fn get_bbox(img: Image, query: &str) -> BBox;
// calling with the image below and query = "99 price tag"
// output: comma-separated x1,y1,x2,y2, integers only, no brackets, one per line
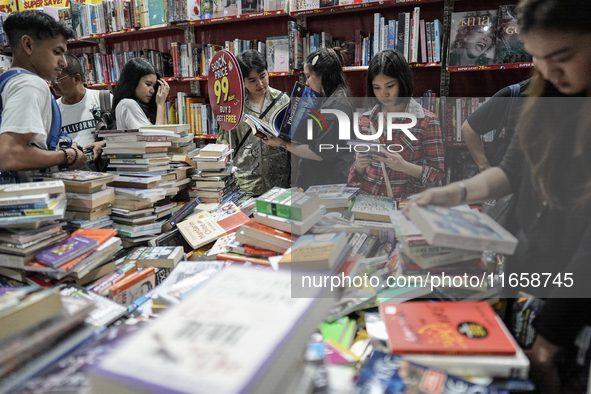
207,50,245,131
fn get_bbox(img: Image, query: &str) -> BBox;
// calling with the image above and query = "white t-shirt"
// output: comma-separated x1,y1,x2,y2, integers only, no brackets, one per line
57,89,113,147
0,68,52,150
115,98,152,130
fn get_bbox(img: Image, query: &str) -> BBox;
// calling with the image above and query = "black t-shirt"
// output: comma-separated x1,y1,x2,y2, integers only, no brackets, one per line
466,78,531,151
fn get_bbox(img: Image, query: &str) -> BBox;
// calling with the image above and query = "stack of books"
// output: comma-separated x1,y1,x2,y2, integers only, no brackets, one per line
304,184,359,211
254,187,324,235
0,287,97,394
48,171,115,231
23,229,121,283
188,143,238,203
0,181,69,272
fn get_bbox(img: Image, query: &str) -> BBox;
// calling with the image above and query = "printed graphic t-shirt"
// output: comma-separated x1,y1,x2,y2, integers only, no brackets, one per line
57,89,113,147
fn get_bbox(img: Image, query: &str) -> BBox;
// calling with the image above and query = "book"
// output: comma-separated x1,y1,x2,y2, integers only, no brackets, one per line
279,232,349,270
238,220,297,251
405,204,518,254
256,187,320,221
493,4,533,64
199,143,229,157
379,301,516,355
124,246,184,268
90,265,332,394
253,208,323,235
278,81,322,142
35,235,99,269
59,283,127,327
351,195,397,223
354,351,506,394
448,10,497,67
48,171,114,193
0,287,63,342
0,181,65,198
108,267,156,306
162,197,201,232
397,235,457,256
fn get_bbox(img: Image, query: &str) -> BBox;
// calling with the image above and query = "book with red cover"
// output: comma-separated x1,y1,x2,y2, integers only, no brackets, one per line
379,301,516,356
217,211,250,234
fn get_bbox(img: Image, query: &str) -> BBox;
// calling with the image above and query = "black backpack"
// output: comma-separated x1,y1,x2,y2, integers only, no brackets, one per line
93,90,115,131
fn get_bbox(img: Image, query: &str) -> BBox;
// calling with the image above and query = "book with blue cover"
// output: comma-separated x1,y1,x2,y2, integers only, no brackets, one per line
354,351,508,393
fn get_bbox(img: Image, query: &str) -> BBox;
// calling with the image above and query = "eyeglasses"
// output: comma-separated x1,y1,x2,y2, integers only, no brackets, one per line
51,74,74,85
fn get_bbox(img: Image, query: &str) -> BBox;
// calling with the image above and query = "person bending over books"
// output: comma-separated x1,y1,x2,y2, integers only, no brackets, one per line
348,49,444,198
406,0,591,391
263,48,355,189
217,49,290,197
112,58,170,130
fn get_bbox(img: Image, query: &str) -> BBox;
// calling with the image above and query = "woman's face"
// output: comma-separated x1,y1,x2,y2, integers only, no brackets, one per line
372,73,400,109
244,69,268,99
524,30,591,96
135,74,157,104
304,64,322,94
464,29,494,59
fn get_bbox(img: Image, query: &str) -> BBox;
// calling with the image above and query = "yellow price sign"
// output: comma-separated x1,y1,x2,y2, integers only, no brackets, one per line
214,76,229,105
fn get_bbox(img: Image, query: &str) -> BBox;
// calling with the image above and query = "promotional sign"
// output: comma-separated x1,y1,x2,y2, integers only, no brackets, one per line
207,50,245,131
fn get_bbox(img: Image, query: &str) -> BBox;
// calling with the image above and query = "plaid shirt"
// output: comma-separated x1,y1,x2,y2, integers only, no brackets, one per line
348,100,445,197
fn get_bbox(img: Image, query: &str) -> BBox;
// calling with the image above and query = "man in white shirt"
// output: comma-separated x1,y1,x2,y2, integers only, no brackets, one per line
0,11,86,178
52,53,112,159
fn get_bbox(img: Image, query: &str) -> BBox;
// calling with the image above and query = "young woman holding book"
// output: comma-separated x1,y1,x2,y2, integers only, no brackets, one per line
263,48,355,189
406,0,591,391
348,49,444,198
112,57,170,130
217,49,290,197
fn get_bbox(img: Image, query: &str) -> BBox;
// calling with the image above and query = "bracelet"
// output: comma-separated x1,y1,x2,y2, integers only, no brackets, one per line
457,182,468,204
59,148,69,168
69,148,79,167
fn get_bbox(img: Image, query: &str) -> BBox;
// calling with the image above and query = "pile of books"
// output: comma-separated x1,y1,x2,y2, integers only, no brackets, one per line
48,171,115,231
188,143,239,203
305,183,359,211
0,181,69,273
0,287,98,394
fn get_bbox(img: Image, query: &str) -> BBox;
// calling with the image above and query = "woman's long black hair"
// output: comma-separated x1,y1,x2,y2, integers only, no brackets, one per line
304,48,350,98
112,57,160,124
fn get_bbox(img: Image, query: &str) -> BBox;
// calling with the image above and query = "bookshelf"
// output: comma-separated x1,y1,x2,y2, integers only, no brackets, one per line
64,0,525,147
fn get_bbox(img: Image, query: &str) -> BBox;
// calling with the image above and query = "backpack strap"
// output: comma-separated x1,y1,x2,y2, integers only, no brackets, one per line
0,69,67,151
99,89,111,113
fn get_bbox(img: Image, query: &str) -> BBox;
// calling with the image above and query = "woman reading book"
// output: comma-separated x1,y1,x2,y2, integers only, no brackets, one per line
217,49,290,197
263,48,355,189
348,49,444,197
406,0,591,391
112,58,170,130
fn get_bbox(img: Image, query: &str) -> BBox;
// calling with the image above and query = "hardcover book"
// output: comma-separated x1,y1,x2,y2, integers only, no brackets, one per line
379,301,516,356
35,235,99,269
405,203,518,254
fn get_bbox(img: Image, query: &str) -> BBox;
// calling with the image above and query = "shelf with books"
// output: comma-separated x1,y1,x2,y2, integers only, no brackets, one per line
343,63,439,72
290,0,443,17
194,134,219,139
72,24,183,43
448,62,534,73
176,10,288,27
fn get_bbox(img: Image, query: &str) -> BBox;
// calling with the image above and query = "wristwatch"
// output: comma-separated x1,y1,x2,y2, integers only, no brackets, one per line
279,142,287,152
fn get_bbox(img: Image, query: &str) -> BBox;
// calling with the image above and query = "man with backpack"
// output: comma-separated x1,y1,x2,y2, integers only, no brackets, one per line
52,53,112,160
0,11,86,181
462,78,531,172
